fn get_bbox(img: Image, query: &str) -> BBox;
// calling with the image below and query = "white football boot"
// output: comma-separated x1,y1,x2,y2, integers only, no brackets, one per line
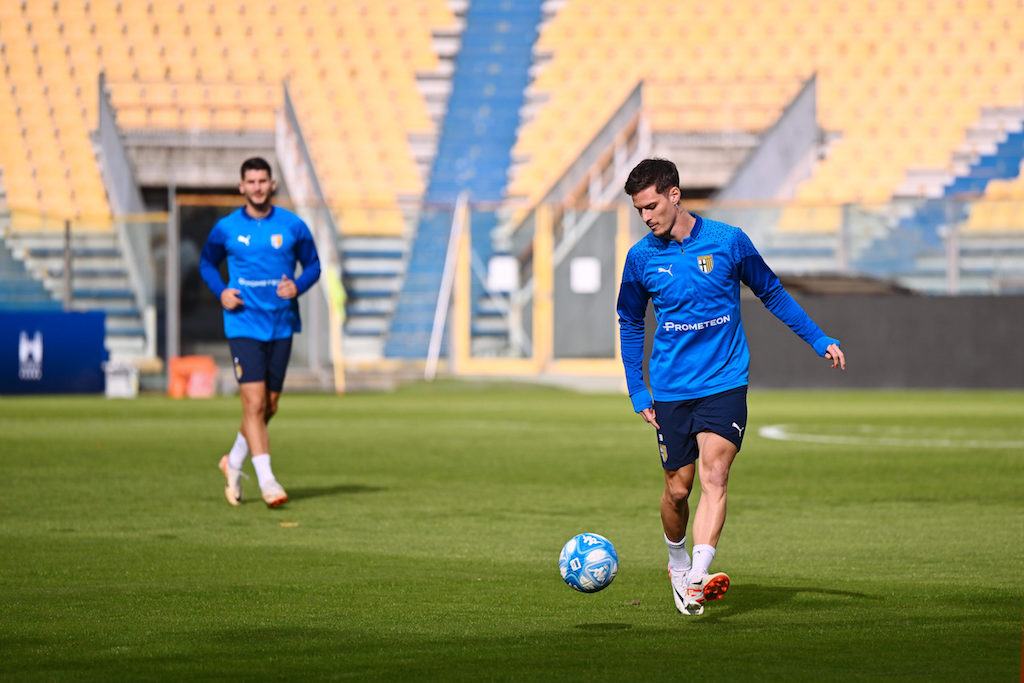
684,571,730,615
260,480,288,508
218,455,243,506
668,564,696,614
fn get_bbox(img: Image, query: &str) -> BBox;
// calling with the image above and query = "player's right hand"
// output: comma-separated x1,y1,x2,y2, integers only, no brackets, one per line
220,288,243,310
639,407,660,430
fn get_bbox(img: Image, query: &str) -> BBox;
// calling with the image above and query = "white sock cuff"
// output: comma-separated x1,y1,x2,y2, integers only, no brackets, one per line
228,432,249,468
693,544,716,559
690,544,717,579
251,453,274,487
664,533,686,549
666,534,691,572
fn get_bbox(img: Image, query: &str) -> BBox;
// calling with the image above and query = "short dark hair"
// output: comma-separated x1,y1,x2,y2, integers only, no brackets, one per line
240,156,273,179
623,158,679,197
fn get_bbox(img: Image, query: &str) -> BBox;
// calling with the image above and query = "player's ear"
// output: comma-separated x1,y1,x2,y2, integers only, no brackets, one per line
238,181,246,195
270,178,277,194
669,186,681,207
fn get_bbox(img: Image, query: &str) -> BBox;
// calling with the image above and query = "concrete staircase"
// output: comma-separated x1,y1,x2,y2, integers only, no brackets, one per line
4,230,148,359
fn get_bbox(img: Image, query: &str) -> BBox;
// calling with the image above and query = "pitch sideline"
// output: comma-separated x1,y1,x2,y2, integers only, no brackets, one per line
758,424,1024,450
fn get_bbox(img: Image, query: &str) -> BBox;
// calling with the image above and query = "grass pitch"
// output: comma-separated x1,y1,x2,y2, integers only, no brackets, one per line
1,383,1021,680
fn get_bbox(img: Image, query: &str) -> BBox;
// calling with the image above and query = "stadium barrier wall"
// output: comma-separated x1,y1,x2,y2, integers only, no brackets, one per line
451,203,1023,390
0,311,106,394
742,293,1024,390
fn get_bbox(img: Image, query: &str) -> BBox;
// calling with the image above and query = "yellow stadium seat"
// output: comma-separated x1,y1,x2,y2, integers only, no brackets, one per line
777,204,843,233
965,200,1024,232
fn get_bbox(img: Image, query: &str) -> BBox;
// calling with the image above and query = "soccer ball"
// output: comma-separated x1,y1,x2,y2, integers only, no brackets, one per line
558,533,618,593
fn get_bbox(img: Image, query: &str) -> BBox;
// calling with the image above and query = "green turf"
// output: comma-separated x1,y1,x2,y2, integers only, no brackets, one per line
1,383,1021,680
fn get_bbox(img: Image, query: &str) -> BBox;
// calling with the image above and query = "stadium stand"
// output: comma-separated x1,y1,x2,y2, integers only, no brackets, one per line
0,230,60,311
384,0,545,358
0,0,458,363
2,0,1024,370
511,0,1024,210
1,0,455,231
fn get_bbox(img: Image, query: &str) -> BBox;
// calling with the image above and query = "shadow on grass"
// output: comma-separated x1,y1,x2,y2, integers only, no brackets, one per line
692,583,873,622
286,483,385,501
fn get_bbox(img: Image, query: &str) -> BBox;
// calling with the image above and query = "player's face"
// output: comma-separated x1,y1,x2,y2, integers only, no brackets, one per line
631,184,681,240
239,169,275,213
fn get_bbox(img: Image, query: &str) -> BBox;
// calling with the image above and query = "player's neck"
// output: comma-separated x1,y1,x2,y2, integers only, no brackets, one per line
669,211,696,242
245,203,273,219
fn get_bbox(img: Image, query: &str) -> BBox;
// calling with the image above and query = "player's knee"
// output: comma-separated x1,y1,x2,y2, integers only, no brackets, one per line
264,394,280,421
701,462,731,492
241,392,267,417
663,480,692,507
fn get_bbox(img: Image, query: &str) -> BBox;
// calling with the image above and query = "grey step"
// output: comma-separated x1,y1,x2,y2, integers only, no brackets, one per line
342,335,385,359
343,260,403,277
347,298,395,315
24,255,127,272
105,335,147,355
344,317,388,335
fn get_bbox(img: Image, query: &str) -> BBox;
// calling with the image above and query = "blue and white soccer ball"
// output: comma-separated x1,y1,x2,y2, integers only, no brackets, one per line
558,533,618,593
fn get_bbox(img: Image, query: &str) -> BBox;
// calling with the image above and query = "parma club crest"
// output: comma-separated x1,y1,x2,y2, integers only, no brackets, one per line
697,254,714,274
271,234,283,249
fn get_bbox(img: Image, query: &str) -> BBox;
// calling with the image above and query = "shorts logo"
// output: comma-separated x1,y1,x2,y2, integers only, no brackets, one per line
697,255,714,274
659,444,668,463
732,421,745,438
233,357,243,381
271,234,283,249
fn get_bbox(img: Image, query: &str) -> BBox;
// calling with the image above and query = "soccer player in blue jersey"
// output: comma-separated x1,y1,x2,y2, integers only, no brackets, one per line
617,158,845,615
199,157,321,508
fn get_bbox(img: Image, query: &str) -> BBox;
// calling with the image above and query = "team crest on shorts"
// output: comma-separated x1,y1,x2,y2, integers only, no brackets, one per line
233,357,243,380
659,444,668,463
697,255,714,274
271,234,283,249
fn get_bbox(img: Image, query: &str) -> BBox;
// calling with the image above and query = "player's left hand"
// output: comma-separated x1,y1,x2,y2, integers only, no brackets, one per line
824,343,846,370
277,274,298,299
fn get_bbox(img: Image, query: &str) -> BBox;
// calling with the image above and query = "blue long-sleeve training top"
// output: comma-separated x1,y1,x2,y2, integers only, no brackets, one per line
616,215,839,412
199,205,321,341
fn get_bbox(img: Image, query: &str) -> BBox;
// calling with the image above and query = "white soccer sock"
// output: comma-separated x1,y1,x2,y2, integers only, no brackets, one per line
251,453,275,488
665,534,691,573
227,432,249,470
690,544,716,581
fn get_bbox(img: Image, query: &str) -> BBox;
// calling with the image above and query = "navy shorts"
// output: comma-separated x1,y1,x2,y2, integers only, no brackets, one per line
228,337,293,392
653,386,748,470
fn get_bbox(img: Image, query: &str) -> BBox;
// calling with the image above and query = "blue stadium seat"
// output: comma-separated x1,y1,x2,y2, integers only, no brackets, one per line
385,0,545,358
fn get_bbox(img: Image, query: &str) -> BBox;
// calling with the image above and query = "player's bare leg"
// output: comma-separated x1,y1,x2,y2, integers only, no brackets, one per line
239,381,271,455
662,464,696,613
692,431,737,547
661,464,695,543
238,382,287,506
683,431,737,613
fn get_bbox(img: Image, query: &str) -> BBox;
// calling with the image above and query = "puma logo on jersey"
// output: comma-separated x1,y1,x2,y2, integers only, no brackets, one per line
237,235,251,246
657,264,674,276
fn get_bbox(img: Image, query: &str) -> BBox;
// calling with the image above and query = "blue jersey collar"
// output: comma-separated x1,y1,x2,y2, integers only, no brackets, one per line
241,205,276,221
685,214,703,242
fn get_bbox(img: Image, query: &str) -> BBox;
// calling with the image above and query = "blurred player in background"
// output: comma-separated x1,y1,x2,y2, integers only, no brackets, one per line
617,158,846,615
199,157,321,508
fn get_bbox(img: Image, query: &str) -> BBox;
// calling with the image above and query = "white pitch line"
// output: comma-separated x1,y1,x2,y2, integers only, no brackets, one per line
758,424,1024,450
